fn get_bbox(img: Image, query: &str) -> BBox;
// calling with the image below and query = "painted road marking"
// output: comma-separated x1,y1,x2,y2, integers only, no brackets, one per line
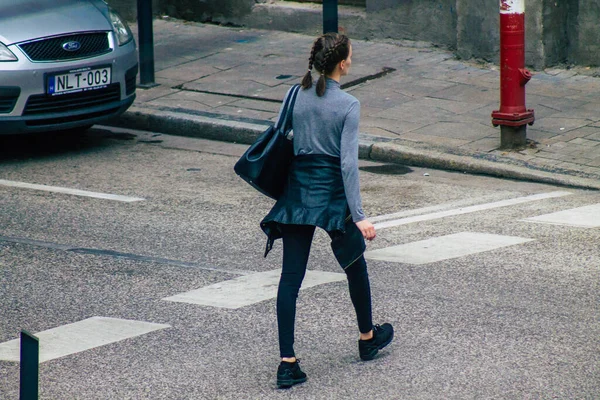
163,269,346,309
0,317,170,363
370,194,508,223
372,191,572,230
365,232,534,265
0,179,144,202
522,203,600,228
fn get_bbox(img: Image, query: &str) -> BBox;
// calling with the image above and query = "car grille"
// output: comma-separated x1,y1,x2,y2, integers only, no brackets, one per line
19,33,111,62
23,84,121,115
25,107,121,127
0,87,20,113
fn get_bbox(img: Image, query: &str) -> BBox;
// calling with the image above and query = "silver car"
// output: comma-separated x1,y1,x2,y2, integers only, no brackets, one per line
0,0,137,134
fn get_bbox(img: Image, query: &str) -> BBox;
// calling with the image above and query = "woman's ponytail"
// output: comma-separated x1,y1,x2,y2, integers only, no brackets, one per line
316,73,327,97
302,38,319,90
301,70,312,90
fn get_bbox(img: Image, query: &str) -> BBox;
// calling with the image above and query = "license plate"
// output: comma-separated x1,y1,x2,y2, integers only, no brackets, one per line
48,66,112,95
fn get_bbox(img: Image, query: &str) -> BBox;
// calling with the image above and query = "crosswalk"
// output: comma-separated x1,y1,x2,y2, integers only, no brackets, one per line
2,191,598,365
364,232,534,265
163,269,345,309
0,317,170,363
521,203,600,228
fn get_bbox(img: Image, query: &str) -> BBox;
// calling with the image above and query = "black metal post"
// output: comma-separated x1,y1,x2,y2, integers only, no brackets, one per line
20,330,39,400
137,0,158,88
323,0,338,34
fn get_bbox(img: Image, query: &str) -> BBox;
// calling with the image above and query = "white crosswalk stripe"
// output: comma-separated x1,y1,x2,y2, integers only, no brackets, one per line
0,179,144,202
162,269,346,309
371,191,572,230
522,203,600,228
365,232,535,265
0,317,170,363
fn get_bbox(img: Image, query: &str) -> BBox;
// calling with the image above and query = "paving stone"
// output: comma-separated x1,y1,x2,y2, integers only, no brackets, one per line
134,87,182,104
459,137,500,152
398,132,471,147
360,126,402,139
160,91,240,108
527,80,583,98
543,108,600,122
527,94,587,114
563,75,600,92
360,117,427,134
155,63,221,82
371,101,456,124
428,84,498,104
226,99,282,113
350,89,413,109
569,138,600,146
146,98,213,112
584,157,600,167
212,105,278,122
410,121,497,141
182,78,275,99
541,127,600,144
393,79,459,98
530,117,591,134
359,107,387,117
412,97,488,114
460,103,499,122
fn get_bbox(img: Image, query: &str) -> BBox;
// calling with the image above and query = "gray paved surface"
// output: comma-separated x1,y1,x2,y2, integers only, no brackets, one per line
1,128,599,399
107,18,600,190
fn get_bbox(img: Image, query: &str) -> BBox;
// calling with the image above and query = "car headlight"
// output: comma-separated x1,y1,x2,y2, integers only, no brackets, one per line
108,8,133,46
0,42,17,61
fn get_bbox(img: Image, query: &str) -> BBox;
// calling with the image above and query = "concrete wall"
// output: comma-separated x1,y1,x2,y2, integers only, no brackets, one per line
541,0,569,66
106,0,600,68
573,0,600,66
159,0,255,22
456,0,499,62
364,0,457,49
105,0,161,21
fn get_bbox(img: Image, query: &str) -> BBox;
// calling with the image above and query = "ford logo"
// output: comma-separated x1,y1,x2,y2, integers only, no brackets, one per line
62,41,81,52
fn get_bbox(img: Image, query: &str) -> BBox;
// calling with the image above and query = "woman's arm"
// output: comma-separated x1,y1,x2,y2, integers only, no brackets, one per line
340,101,376,240
340,100,365,223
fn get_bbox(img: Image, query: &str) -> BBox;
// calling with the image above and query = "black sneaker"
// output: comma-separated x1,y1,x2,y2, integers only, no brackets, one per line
276,360,307,389
358,323,394,361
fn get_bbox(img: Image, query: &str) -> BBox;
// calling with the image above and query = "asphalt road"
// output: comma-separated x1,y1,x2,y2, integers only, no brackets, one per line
0,127,598,399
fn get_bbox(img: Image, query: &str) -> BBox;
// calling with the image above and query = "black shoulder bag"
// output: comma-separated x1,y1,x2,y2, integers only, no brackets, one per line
234,84,301,200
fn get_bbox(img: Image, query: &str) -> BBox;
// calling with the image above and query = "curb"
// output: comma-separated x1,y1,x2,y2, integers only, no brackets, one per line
107,107,600,191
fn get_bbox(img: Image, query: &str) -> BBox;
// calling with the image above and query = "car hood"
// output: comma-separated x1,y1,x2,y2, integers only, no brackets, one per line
0,0,112,45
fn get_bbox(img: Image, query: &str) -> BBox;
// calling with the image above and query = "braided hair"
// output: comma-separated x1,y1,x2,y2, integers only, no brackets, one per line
301,33,350,97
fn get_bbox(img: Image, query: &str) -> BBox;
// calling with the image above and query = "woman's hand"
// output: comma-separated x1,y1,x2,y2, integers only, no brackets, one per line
356,219,376,241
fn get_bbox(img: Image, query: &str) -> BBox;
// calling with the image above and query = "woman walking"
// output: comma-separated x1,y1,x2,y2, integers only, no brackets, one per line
261,33,394,389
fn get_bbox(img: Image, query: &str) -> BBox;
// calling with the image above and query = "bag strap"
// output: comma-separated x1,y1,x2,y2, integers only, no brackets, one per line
276,84,301,131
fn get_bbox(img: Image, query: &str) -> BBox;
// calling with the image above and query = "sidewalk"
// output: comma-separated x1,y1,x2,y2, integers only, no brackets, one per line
108,18,600,190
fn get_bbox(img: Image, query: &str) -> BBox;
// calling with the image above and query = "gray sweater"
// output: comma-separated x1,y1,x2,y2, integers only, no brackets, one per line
278,79,365,222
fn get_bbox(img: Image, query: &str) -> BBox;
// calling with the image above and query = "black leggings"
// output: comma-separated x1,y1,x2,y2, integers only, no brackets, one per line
277,224,373,358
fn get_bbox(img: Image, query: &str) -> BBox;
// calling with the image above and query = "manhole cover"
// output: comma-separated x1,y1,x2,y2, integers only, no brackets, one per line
359,164,412,175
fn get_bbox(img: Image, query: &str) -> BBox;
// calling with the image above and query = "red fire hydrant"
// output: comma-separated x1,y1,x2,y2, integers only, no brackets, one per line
491,0,535,148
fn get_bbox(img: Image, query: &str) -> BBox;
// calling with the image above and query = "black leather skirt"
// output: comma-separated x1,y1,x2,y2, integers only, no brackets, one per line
260,154,365,269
